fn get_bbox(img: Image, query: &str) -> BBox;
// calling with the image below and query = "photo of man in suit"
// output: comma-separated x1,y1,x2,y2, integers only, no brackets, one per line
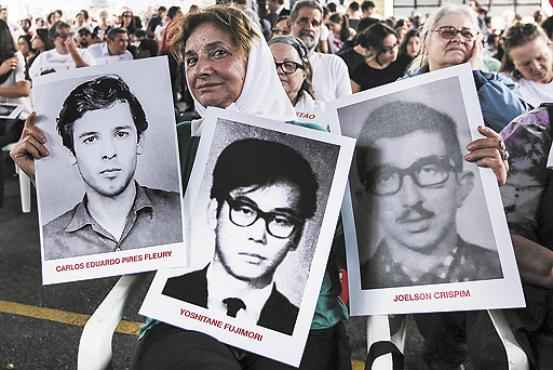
355,101,503,290
162,138,319,335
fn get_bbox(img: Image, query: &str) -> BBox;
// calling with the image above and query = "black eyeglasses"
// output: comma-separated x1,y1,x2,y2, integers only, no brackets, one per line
433,26,477,42
275,61,304,74
361,155,458,196
226,196,303,239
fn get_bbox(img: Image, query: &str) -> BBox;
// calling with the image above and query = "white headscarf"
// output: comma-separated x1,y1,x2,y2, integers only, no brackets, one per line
188,34,297,123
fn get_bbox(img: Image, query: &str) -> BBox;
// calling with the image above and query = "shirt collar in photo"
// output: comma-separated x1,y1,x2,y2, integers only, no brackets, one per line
206,262,274,323
64,181,154,233
378,238,461,286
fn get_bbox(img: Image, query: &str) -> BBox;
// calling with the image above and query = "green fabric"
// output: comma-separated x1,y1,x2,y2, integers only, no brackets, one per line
139,119,347,339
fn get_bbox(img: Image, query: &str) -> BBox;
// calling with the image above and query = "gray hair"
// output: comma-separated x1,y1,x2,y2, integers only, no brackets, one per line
415,5,480,70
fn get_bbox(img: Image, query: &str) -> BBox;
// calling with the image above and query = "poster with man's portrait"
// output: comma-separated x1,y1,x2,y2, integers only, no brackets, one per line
327,63,525,315
34,57,185,285
139,108,355,366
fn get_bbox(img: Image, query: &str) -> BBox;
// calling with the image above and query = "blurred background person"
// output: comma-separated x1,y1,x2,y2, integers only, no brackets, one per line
350,22,401,92
501,22,553,107
327,13,355,54
270,36,325,120
395,28,420,75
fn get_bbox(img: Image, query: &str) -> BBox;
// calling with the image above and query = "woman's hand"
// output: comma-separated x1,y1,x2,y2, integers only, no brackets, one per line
465,126,509,185
0,57,17,75
468,33,483,69
9,112,49,178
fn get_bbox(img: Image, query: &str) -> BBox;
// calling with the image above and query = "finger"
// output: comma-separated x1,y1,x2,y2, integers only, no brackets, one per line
467,137,501,150
25,136,49,157
27,125,47,144
477,125,501,139
465,148,500,161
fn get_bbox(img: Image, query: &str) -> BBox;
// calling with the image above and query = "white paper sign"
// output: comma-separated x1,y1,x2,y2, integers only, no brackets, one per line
327,63,525,315
140,108,355,367
34,57,186,284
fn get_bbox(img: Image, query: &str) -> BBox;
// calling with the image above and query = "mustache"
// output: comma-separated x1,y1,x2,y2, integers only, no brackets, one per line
396,201,435,223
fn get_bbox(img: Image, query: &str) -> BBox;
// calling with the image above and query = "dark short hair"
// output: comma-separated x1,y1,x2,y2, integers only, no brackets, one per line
361,0,376,12
211,138,318,219
57,75,148,154
358,22,397,51
290,0,323,22
48,21,71,40
107,27,128,40
78,27,91,37
167,6,181,20
541,15,553,40
356,101,463,179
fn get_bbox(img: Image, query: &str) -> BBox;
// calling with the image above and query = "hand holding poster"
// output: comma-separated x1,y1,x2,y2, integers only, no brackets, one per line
328,63,525,315
140,108,355,367
34,57,185,284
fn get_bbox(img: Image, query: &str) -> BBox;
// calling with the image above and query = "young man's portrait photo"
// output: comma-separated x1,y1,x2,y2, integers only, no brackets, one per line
34,58,184,283
139,110,355,366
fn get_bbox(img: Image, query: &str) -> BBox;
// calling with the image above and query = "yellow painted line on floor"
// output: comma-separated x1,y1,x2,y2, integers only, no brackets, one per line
352,360,365,370
0,300,140,336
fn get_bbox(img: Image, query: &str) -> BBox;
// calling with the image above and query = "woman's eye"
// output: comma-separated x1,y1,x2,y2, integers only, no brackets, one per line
115,130,129,138
211,48,229,59
185,57,197,67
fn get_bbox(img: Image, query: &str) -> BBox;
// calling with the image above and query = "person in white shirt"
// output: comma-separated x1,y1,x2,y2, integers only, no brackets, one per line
290,0,351,102
86,27,133,65
501,22,553,107
28,21,92,80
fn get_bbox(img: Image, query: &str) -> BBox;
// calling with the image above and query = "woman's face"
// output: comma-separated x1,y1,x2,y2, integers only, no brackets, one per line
509,37,553,83
426,13,477,70
17,38,29,55
406,35,421,58
328,21,341,34
270,42,306,104
185,22,247,108
31,34,44,50
372,34,399,66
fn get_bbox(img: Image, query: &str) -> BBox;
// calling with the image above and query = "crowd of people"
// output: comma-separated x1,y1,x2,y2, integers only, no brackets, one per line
3,0,553,369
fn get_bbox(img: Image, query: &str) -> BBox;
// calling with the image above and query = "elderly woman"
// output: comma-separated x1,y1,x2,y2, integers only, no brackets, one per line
10,5,509,370
410,4,530,132
501,22,553,108
269,36,325,126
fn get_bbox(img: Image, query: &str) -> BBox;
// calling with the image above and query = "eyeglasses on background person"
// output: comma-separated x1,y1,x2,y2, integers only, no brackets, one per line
432,26,477,42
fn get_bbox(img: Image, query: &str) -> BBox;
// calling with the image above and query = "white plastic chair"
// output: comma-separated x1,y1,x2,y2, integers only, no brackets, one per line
365,311,529,370
77,274,143,370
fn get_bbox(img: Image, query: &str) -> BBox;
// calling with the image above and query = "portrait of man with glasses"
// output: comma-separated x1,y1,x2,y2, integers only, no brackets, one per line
356,101,502,290
162,137,319,335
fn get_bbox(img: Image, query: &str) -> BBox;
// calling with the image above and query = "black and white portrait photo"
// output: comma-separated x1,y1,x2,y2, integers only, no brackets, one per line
34,57,185,284
329,64,524,315
140,108,354,366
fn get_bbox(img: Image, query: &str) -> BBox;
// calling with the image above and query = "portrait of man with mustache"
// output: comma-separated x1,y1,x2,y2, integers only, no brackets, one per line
356,101,502,289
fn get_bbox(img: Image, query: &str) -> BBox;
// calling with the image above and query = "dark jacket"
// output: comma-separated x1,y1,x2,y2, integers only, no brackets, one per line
163,264,299,335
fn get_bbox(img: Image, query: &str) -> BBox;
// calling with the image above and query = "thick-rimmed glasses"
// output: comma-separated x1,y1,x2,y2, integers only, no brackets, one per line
226,196,303,239
362,155,458,196
433,26,477,42
275,61,304,74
